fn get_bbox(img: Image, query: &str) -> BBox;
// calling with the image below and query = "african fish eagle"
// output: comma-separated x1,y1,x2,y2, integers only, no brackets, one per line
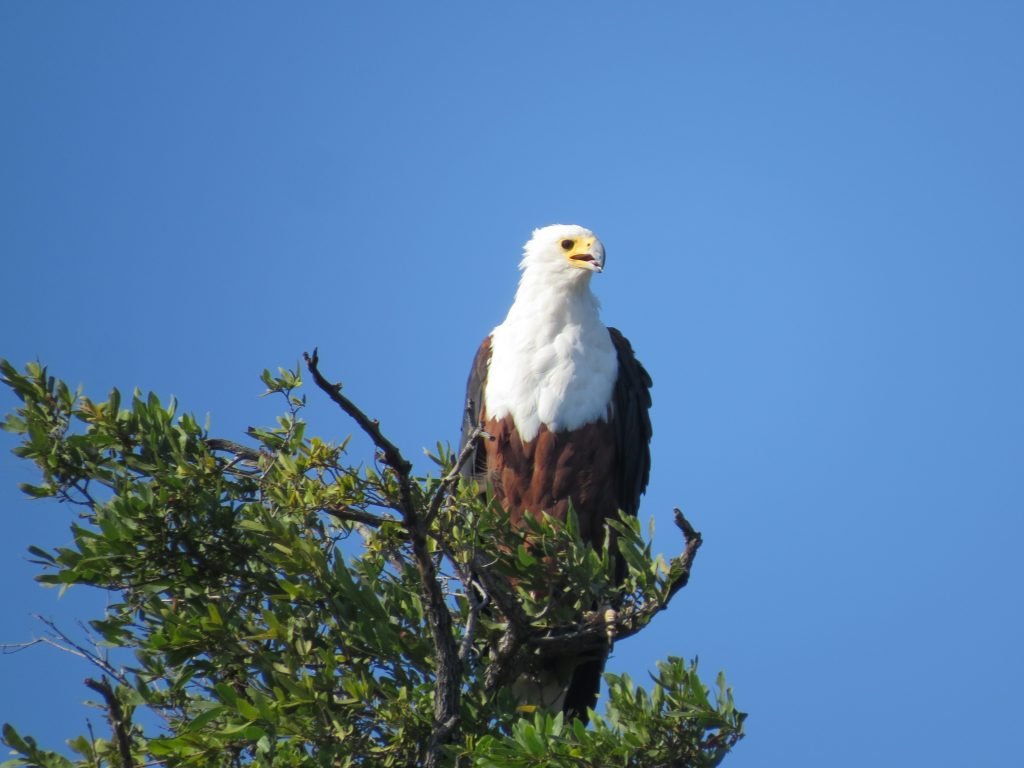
460,223,652,721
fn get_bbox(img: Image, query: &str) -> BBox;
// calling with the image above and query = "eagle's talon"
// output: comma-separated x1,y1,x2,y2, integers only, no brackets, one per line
603,606,618,647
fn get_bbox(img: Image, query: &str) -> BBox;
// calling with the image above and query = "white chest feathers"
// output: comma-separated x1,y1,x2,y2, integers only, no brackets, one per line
484,286,619,443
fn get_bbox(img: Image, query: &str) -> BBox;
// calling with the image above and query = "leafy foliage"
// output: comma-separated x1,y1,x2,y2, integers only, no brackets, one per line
1,359,744,767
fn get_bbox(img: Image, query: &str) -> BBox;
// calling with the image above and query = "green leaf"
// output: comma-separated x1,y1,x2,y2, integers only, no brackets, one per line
235,698,260,721
184,705,230,732
517,722,545,757
515,545,536,568
18,483,55,498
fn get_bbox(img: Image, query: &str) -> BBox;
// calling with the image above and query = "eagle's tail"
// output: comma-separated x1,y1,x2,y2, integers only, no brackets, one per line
512,650,607,725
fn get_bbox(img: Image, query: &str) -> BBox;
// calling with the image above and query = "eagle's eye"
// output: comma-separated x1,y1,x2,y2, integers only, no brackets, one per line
560,239,575,251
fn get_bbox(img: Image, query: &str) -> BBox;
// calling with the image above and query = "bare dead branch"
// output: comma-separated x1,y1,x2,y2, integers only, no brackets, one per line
85,676,134,768
662,508,703,603
33,615,130,686
0,637,43,655
304,348,461,768
304,349,415,514
527,509,703,655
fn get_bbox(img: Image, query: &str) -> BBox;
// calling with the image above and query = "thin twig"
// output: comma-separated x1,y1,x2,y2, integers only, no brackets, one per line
0,637,44,655
71,480,97,507
423,424,487,527
31,615,130,686
320,503,390,529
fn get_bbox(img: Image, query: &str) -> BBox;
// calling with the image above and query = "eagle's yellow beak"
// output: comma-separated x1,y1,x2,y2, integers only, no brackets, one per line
562,235,604,272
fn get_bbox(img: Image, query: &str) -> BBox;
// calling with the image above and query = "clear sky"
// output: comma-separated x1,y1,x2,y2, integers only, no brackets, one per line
2,3,1022,765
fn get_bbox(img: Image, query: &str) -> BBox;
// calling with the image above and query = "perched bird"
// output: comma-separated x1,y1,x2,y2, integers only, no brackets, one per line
460,224,652,721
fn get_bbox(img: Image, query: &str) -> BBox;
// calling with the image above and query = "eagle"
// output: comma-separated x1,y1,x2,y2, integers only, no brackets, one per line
460,223,653,721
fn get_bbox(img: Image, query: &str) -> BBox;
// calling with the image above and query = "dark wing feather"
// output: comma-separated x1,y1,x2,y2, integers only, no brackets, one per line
564,328,651,722
459,336,492,481
608,327,653,518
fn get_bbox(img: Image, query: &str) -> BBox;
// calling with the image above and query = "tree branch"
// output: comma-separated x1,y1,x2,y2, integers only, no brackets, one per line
320,503,390,529
304,349,461,768
471,553,534,694
24,616,131,687
661,508,703,603
458,581,486,665
304,349,414,514
204,438,264,463
527,509,703,655
84,676,134,768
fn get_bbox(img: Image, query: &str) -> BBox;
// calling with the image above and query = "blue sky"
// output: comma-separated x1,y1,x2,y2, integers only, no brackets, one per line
2,2,1022,765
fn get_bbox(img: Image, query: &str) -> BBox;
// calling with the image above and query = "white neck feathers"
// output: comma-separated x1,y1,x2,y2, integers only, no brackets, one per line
484,269,618,442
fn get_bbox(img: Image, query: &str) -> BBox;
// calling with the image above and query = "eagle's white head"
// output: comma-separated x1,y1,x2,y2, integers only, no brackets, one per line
520,223,606,280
